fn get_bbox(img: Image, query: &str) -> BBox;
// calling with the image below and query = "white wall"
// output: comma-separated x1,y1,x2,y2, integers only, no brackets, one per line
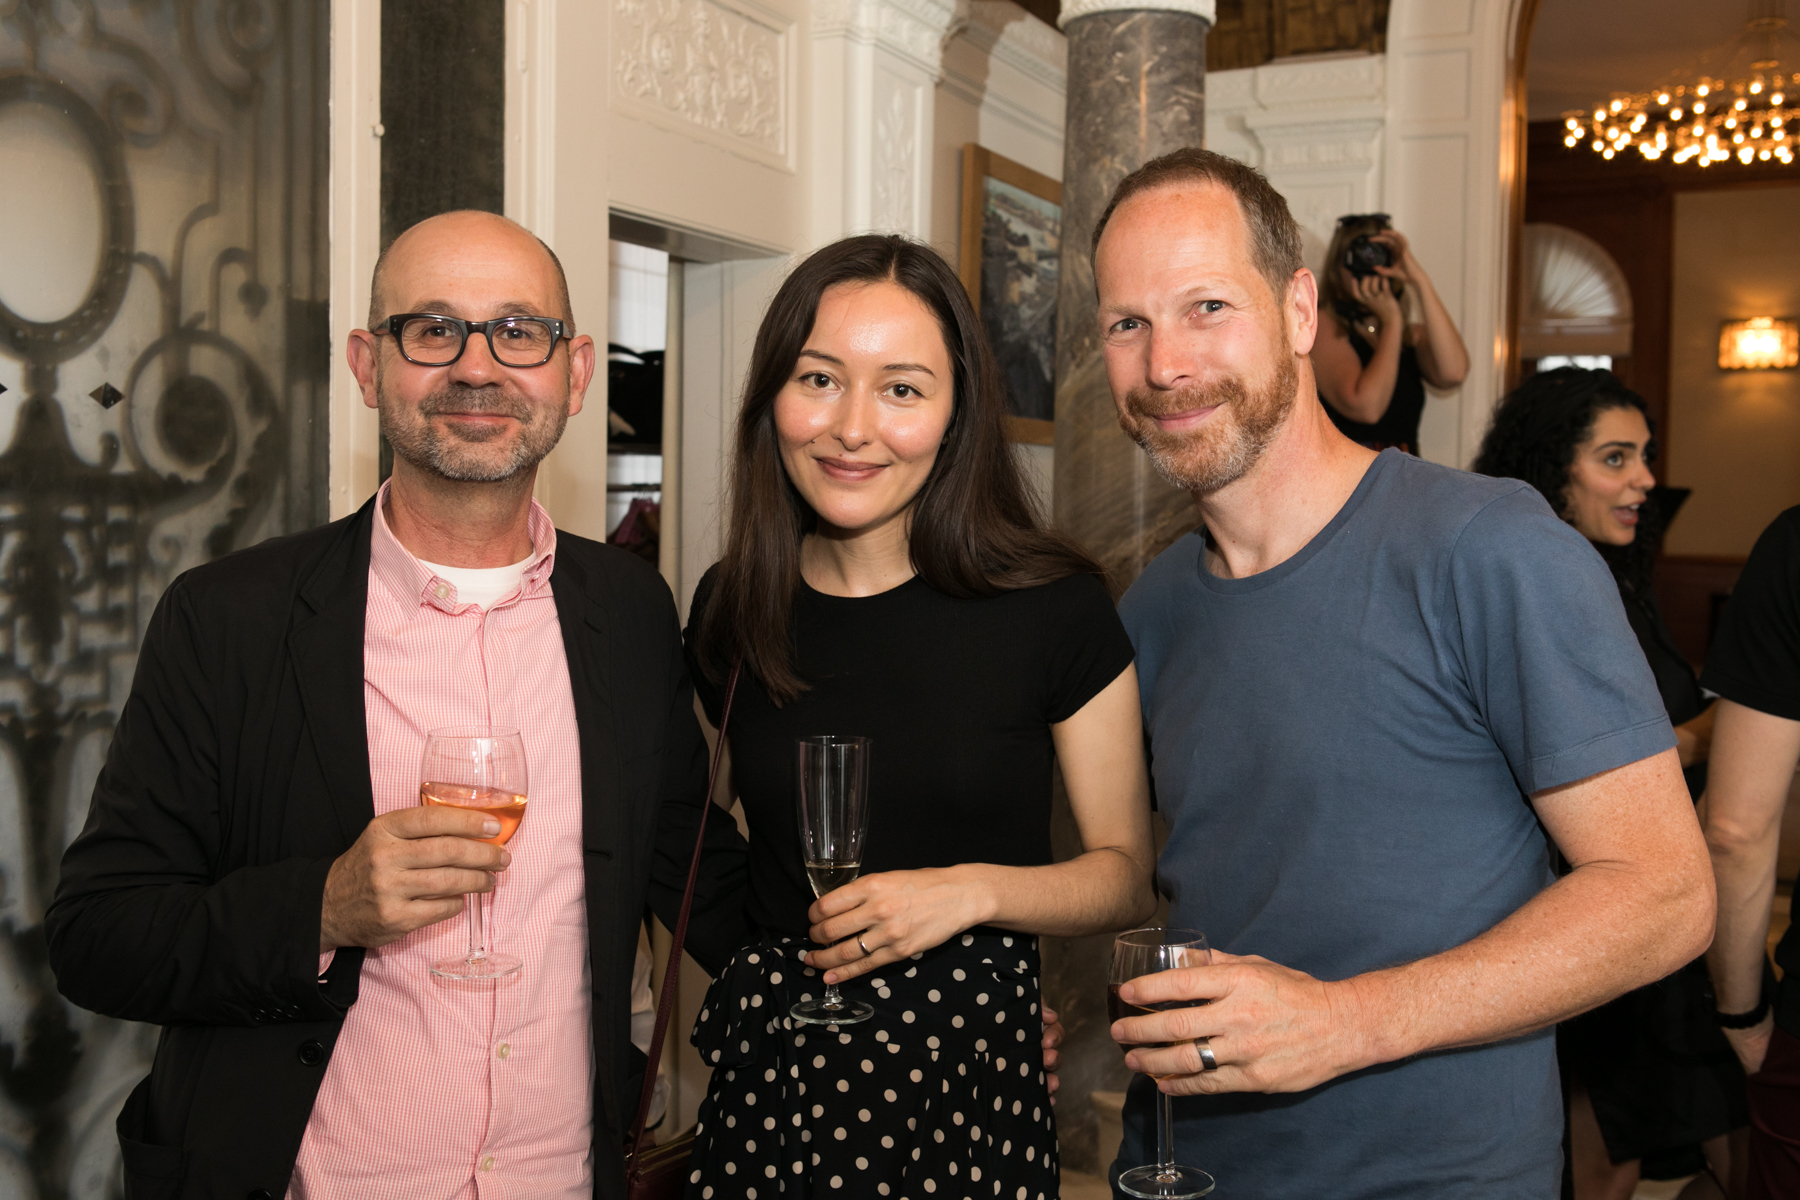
1384,0,1528,467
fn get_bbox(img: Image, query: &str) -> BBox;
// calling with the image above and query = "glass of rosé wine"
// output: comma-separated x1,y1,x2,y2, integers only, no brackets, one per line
421,727,528,980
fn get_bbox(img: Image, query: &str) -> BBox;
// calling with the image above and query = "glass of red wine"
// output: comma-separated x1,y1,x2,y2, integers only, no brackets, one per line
1110,927,1214,1199
420,727,528,980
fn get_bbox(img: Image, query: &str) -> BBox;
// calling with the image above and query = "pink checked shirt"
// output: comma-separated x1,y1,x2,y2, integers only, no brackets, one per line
289,484,593,1200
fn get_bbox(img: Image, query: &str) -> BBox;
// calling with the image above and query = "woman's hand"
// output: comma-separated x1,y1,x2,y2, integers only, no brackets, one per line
1350,271,1403,327
1368,228,1419,286
802,864,996,984
1368,226,1470,388
1724,1013,1774,1075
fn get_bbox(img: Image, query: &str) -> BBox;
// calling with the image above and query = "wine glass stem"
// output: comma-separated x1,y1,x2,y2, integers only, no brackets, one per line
1158,1086,1175,1174
823,983,843,1008
466,891,488,961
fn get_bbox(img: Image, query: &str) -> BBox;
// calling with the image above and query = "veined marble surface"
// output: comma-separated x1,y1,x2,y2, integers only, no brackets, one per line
1044,7,1206,1173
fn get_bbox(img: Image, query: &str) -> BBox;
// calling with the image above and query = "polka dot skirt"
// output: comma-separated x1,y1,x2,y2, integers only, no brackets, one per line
683,932,1058,1200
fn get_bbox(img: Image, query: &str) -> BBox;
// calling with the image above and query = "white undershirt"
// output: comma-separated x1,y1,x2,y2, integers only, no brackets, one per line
418,555,534,610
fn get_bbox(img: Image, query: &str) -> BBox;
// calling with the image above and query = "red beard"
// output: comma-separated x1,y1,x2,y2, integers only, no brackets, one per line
1117,351,1300,495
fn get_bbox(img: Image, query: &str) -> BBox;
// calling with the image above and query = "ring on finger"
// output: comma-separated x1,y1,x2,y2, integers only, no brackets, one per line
856,934,872,958
1195,1038,1218,1072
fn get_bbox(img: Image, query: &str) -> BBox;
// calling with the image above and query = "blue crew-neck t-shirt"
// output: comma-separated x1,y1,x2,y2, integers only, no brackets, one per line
1117,449,1674,1199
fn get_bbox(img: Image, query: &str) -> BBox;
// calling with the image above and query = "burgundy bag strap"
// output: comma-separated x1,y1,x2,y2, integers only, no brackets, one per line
627,660,742,1164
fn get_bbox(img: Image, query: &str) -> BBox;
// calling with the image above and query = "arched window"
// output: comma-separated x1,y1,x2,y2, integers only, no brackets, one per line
1519,223,1634,361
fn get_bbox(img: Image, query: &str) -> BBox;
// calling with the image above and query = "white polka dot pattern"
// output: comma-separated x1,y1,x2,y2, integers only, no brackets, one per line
684,935,1057,1198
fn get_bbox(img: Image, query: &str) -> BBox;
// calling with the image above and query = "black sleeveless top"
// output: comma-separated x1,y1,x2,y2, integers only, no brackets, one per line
1323,320,1427,455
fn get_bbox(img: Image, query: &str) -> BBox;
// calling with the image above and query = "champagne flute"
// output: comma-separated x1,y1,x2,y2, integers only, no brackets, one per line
1111,927,1215,1199
421,727,528,980
791,735,873,1026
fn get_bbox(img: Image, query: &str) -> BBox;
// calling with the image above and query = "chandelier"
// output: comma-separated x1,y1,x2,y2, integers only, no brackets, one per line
1561,0,1799,167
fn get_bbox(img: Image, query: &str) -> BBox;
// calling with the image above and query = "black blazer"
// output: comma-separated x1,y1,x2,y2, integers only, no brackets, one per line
45,498,750,1200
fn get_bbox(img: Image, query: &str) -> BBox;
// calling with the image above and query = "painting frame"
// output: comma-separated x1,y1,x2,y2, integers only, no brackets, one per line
958,144,1062,446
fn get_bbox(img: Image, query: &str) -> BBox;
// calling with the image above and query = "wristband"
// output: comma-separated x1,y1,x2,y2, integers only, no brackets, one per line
1716,996,1770,1029
1716,958,1779,1029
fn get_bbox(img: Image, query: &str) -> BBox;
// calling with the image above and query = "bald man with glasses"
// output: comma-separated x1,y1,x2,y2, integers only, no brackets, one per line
48,210,752,1200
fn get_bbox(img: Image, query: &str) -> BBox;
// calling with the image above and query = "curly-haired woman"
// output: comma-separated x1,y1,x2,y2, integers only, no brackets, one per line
1474,367,1744,1200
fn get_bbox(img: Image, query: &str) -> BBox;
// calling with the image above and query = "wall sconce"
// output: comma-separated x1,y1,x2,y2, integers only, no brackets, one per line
1719,317,1800,371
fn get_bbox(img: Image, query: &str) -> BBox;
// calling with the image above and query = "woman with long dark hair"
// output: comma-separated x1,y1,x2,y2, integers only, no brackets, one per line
681,235,1156,1198
1475,367,1744,1200
1311,214,1468,455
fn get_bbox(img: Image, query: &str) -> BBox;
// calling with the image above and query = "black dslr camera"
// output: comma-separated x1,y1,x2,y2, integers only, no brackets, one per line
1340,213,1393,279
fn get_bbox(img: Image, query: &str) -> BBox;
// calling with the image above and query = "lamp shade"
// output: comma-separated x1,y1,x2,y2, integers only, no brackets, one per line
1719,318,1799,370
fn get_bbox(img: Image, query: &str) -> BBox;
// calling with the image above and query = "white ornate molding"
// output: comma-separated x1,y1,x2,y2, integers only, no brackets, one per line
1057,0,1212,30
871,71,921,230
1205,54,1388,246
1252,51,1382,108
810,0,947,240
812,0,961,76
611,0,797,170
959,0,1065,91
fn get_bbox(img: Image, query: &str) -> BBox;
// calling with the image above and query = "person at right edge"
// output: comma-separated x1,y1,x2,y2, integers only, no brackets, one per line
1697,506,1800,1199
1094,148,1714,1199
1309,212,1468,455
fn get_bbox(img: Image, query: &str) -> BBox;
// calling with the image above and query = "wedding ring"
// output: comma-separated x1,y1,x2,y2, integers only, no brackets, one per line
1196,1039,1218,1072
857,935,872,958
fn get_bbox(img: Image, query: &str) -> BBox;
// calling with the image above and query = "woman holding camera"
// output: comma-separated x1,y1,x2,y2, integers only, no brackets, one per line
1312,214,1469,455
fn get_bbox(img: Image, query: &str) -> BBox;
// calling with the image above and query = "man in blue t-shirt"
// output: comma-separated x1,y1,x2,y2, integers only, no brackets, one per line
1092,148,1715,1198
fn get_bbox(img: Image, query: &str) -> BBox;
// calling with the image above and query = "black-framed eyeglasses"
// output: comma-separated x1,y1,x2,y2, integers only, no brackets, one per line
377,313,571,368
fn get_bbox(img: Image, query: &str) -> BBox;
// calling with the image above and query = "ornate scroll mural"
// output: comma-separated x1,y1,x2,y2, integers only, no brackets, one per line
870,70,917,232
612,0,794,168
0,2,330,1195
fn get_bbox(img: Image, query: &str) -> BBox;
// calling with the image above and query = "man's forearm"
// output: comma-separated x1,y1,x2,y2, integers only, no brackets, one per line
1345,851,1714,1067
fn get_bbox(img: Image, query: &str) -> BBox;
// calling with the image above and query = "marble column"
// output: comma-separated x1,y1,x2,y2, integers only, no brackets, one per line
1043,0,1210,1176
1051,0,1212,584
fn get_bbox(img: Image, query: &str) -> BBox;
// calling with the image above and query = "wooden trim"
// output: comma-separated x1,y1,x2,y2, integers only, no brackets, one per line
959,144,1063,444
1004,416,1055,445
958,143,987,311
1661,554,1753,567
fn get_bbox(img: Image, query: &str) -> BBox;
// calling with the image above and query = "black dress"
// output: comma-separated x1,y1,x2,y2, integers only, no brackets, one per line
681,569,1135,1200
1322,320,1427,455
1558,585,1747,1166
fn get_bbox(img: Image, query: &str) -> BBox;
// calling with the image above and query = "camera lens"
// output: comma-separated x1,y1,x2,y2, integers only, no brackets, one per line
1344,235,1392,279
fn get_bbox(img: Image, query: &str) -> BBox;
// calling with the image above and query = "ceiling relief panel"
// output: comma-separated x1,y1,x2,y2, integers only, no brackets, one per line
612,0,798,170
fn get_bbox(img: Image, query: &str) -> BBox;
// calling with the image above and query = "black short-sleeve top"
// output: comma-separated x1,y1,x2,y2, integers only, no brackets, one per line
684,566,1135,941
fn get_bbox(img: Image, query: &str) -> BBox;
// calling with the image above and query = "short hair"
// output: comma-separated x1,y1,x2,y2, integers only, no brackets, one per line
367,211,575,332
1092,148,1305,300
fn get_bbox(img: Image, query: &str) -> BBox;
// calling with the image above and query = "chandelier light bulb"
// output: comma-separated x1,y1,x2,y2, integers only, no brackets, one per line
1562,14,1799,173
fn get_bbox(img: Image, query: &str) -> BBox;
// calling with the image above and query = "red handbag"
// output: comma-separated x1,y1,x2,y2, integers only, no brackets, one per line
624,663,740,1200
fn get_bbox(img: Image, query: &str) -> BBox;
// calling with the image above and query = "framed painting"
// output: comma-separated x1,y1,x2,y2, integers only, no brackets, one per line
958,145,1062,445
